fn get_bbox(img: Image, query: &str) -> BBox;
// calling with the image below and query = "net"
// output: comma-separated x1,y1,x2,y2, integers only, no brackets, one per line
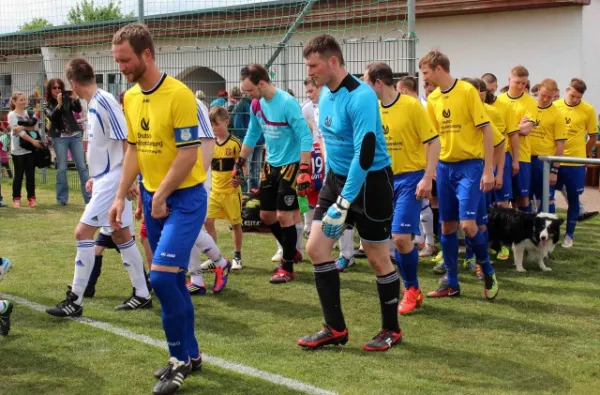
0,0,414,193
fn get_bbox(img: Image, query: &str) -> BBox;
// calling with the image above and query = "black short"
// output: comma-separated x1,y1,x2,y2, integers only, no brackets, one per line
259,162,299,212
431,178,437,198
314,167,394,242
95,232,119,251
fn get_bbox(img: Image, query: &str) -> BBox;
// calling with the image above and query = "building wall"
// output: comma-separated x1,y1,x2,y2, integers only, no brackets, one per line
415,7,600,108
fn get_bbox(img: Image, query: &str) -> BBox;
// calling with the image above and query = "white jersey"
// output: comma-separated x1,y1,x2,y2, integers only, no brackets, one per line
197,98,215,192
302,100,321,143
87,89,127,178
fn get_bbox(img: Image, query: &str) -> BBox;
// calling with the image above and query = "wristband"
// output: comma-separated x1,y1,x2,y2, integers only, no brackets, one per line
299,163,310,173
237,157,247,166
336,196,351,210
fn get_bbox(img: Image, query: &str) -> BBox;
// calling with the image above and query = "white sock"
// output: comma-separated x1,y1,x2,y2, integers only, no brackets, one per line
276,240,283,253
339,228,355,259
421,205,435,245
188,244,204,286
295,222,303,252
195,230,228,268
389,239,395,257
0,300,7,312
72,240,95,305
118,239,150,299
303,209,314,231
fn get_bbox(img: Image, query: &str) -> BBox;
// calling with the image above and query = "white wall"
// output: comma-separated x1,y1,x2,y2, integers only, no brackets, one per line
415,7,600,108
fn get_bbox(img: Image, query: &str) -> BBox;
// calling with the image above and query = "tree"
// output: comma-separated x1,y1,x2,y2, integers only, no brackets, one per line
67,0,134,24
19,18,53,31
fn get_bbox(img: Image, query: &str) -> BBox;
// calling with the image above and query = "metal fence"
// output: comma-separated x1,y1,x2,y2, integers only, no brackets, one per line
1,1,416,194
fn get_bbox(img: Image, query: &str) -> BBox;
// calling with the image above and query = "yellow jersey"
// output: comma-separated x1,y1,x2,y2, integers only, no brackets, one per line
495,92,537,163
554,99,598,166
124,75,205,192
380,93,438,175
427,80,491,162
530,104,567,157
484,103,506,148
211,134,242,194
490,97,519,154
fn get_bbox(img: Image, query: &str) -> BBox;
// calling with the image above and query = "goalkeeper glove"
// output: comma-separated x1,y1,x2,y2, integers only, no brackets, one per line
322,196,350,239
295,163,312,197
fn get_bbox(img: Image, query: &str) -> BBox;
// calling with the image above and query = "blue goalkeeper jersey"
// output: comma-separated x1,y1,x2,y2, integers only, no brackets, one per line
243,88,313,167
318,74,391,203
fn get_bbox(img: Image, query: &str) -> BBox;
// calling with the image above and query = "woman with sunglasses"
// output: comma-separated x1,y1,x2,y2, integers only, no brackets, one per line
44,78,90,205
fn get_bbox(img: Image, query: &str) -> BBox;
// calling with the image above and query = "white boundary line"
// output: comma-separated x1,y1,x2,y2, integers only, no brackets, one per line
1,293,339,395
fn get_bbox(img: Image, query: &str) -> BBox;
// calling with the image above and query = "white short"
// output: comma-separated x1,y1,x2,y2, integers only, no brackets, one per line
204,168,212,194
80,169,133,229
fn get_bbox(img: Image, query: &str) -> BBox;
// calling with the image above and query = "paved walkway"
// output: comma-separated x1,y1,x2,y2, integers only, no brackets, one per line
555,186,600,212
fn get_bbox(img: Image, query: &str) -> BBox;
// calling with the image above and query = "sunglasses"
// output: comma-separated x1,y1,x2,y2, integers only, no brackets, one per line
52,86,61,90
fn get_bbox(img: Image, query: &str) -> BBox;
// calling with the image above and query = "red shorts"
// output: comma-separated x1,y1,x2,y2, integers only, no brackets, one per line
140,219,148,239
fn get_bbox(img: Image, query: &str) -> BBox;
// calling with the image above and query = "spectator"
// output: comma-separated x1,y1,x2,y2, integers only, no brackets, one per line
195,90,208,108
0,117,12,181
7,91,43,207
43,78,90,205
210,89,228,108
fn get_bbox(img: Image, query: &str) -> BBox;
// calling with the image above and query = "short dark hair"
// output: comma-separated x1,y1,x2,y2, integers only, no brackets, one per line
240,64,271,85
365,62,394,87
302,34,345,66
570,78,587,94
481,73,497,83
209,106,230,124
398,76,418,93
65,58,95,85
112,23,155,59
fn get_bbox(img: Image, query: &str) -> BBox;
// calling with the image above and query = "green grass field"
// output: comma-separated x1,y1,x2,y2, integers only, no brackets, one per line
1,187,600,395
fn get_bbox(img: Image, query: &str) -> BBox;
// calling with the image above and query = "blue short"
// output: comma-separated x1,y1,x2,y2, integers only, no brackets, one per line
476,191,489,226
437,159,484,222
530,156,556,202
494,152,513,202
141,183,207,269
556,166,585,196
392,170,423,235
512,161,531,198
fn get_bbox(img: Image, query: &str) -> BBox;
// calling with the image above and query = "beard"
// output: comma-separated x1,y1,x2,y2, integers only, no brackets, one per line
128,61,147,83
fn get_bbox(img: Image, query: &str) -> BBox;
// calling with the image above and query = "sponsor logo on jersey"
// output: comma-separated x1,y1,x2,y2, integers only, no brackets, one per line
325,116,332,128
442,109,451,118
284,195,295,206
141,117,150,131
565,117,571,125
383,125,390,135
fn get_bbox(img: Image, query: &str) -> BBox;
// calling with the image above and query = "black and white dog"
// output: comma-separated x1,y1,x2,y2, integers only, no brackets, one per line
487,207,564,272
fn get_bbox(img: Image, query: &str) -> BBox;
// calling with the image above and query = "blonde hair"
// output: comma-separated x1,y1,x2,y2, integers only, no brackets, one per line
418,49,450,72
539,79,558,92
9,91,25,110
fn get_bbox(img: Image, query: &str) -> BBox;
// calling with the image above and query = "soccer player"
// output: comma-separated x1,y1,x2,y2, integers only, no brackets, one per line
396,76,419,98
297,35,402,351
529,79,566,215
496,66,536,213
462,77,507,277
419,50,499,299
482,73,498,95
109,24,205,394
364,62,440,315
0,257,13,336
554,78,598,248
189,97,233,294
204,106,244,267
46,58,151,318
234,64,313,284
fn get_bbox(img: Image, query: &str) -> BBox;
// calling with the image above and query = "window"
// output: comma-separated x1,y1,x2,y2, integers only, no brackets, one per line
95,74,104,89
0,74,12,110
107,73,121,100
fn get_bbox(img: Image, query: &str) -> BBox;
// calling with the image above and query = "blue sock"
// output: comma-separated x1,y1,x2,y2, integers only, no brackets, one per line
150,271,189,362
468,230,494,276
398,247,419,289
394,250,407,286
177,271,200,360
440,232,459,288
549,202,556,214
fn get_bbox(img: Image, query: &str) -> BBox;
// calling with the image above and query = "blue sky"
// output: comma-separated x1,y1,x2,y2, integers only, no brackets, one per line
0,0,275,34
